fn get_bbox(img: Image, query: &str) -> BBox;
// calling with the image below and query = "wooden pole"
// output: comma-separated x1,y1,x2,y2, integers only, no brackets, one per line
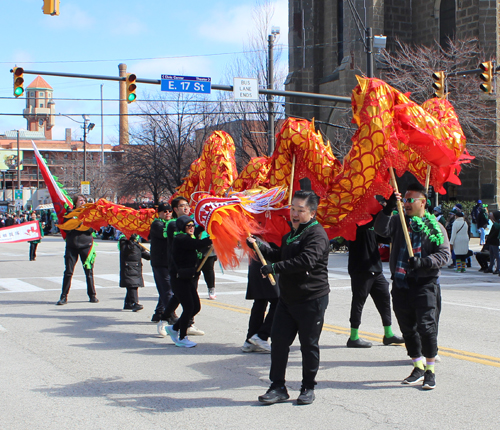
389,167,414,258
137,241,150,252
288,154,296,205
197,244,214,272
425,165,431,194
251,241,276,285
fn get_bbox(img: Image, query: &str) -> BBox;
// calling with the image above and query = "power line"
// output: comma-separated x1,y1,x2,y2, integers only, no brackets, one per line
0,48,288,65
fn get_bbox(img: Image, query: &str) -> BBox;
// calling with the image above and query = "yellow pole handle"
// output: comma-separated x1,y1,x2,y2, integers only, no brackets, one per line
389,168,414,258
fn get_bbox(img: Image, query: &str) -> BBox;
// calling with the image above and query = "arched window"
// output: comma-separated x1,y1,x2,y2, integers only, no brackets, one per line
440,0,455,48
337,1,344,66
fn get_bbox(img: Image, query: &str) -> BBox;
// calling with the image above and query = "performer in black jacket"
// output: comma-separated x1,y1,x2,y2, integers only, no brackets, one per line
150,203,178,325
346,215,403,348
248,190,330,406
119,233,150,311
56,194,98,305
164,215,212,348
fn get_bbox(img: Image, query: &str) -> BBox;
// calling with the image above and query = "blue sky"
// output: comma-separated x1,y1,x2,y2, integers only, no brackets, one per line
0,0,288,144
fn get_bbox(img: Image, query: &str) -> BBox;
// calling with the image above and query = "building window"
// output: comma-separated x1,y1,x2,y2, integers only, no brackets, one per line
39,92,44,97
30,92,35,97
40,104,44,108
337,1,344,66
440,0,456,48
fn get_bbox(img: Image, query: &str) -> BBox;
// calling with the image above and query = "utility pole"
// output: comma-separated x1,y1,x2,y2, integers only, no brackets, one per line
17,130,20,191
82,121,87,181
366,27,374,78
100,84,104,166
267,27,280,156
118,63,129,145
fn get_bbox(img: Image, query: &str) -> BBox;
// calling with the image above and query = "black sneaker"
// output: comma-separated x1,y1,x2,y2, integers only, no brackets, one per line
131,303,144,312
422,370,436,390
297,387,315,405
56,297,67,306
123,303,134,310
89,297,99,303
402,367,425,384
346,338,372,348
258,386,289,404
151,313,162,322
383,335,405,345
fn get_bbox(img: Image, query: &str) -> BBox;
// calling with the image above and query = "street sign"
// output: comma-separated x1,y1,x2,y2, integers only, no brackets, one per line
233,77,259,101
160,75,211,94
14,190,22,200
81,181,90,195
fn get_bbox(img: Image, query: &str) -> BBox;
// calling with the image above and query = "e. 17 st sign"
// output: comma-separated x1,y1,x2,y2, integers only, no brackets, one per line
161,75,211,94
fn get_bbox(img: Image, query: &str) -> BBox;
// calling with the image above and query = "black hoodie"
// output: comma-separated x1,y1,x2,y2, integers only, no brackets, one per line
258,219,330,304
171,216,212,274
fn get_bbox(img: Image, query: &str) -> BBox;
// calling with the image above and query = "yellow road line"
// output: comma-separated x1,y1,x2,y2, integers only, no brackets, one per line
202,299,500,368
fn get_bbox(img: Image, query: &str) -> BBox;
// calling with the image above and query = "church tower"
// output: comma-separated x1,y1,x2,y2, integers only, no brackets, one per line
23,76,56,139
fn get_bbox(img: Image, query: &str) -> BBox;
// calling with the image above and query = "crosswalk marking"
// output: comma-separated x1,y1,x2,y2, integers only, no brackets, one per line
2,268,499,294
0,278,44,292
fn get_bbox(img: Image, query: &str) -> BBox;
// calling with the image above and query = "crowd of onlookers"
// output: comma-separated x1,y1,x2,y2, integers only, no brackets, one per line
0,209,59,235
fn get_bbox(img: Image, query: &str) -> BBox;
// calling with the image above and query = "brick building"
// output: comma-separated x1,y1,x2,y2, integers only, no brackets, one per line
286,0,499,202
0,76,122,209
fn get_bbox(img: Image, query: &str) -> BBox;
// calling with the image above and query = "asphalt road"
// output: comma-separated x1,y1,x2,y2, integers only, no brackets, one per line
1,236,499,429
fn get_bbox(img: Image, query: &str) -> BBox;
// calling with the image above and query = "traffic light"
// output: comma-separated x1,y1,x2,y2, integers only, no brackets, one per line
479,61,493,93
43,0,60,16
432,71,445,98
126,73,137,103
12,67,24,98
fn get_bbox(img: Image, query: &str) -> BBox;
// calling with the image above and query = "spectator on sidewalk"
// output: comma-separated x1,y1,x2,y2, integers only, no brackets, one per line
449,209,470,273
484,211,500,274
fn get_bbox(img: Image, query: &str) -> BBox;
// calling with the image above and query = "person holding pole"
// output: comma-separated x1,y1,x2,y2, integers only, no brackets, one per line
247,190,330,406
164,215,212,348
374,182,450,390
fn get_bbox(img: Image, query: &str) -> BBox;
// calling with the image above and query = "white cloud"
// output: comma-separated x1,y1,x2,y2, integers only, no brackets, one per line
41,3,94,30
198,0,288,46
109,16,146,36
130,57,214,81
11,51,34,65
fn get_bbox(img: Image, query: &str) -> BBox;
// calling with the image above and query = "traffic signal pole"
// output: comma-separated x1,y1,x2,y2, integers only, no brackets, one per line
118,64,128,145
15,69,353,104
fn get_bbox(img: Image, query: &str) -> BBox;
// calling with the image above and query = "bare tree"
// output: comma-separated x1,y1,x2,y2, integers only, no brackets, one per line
57,157,119,201
217,0,287,169
117,94,224,203
380,38,495,161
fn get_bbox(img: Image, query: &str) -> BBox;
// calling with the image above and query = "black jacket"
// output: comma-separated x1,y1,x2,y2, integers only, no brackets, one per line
486,223,500,247
119,237,151,288
246,257,280,300
347,217,383,274
150,218,172,268
166,215,205,268
259,219,330,304
171,215,212,275
65,229,94,249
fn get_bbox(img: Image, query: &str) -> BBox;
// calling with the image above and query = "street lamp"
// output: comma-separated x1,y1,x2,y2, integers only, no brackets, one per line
82,115,95,181
268,26,280,156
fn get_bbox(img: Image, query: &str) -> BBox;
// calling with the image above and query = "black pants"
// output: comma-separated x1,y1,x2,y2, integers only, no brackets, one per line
201,256,216,290
270,295,329,389
29,242,38,261
125,287,139,305
172,275,201,340
61,245,96,299
476,252,489,270
349,272,391,329
391,279,440,358
246,298,278,341
152,266,179,320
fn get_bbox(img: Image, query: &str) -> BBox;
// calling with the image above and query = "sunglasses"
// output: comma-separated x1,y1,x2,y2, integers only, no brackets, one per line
185,224,195,228
402,197,425,203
